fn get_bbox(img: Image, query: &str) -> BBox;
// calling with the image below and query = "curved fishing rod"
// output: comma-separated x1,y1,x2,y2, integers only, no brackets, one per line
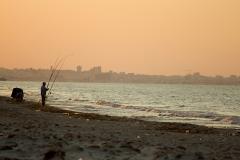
47,56,63,88
47,54,73,96
48,60,65,96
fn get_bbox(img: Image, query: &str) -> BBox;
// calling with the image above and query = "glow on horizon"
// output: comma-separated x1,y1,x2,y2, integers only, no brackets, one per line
0,0,240,76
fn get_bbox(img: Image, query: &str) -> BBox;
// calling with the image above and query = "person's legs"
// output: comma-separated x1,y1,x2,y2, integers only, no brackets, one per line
41,95,45,106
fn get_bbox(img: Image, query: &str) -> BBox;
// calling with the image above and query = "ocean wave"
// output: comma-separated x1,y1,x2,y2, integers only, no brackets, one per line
213,116,240,125
73,99,89,102
94,100,240,125
96,100,122,108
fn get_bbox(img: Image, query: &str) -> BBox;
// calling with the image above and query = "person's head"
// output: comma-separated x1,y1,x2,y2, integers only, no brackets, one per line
42,82,46,86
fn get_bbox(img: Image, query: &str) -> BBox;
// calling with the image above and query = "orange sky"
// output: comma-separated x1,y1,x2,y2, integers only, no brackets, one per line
0,0,240,76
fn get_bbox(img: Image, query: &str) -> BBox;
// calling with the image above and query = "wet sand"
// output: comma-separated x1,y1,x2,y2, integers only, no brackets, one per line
0,96,240,160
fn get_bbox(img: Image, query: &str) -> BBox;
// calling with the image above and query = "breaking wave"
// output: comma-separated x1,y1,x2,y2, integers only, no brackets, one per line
94,100,240,126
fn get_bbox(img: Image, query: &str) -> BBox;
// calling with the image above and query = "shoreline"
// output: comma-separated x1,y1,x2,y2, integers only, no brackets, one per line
5,96,239,133
0,96,240,159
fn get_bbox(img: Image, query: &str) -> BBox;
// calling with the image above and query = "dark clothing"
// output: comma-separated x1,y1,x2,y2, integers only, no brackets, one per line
41,86,48,96
41,85,48,106
41,95,46,106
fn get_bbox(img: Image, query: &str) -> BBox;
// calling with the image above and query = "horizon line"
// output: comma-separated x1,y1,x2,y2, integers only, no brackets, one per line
0,66,239,78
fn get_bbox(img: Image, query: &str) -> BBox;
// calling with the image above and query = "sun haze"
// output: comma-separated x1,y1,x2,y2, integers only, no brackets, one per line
0,0,240,76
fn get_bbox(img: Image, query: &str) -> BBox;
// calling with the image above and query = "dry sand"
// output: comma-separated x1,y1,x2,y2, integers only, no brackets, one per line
0,96,240,160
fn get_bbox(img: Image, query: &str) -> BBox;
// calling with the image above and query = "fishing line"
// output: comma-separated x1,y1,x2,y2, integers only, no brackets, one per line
47,54,73,96
47,56,64,88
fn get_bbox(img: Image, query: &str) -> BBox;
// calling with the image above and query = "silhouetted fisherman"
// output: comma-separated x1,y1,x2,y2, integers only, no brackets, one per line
41,82,49,106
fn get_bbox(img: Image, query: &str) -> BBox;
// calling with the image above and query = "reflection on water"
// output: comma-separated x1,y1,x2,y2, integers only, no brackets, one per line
1,81,240,128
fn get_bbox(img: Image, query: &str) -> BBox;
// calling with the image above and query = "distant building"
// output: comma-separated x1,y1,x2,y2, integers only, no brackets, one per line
89,66,102,74
0,77,6,81
128,73,135,76
76,65,82,72
193,72,201,76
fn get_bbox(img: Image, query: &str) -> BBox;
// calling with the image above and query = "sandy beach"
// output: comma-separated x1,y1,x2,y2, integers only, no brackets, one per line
0,96,240,160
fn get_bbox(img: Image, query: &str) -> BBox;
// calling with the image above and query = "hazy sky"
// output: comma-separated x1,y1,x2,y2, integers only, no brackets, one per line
0,0,240,75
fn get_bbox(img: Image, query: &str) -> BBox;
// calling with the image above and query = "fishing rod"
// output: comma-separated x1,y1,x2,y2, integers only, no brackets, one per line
48,60,65,96
39,56,59,104
47,54,73,96
47,56,64,88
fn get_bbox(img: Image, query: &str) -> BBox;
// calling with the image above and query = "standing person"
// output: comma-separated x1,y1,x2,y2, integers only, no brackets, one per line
41,82,49,106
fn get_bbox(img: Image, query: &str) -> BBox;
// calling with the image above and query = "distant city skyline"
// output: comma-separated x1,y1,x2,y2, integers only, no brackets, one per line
1,66,240,85
0,65,239,77
1,1,240,76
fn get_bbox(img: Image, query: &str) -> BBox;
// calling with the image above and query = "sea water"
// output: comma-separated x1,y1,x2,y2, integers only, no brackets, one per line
0,81,240,128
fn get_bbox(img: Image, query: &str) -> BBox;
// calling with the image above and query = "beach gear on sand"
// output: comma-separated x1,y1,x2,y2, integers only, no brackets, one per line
11,88,24,102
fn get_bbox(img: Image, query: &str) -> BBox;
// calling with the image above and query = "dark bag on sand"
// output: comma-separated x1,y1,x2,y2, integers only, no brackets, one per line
11,88,24,101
